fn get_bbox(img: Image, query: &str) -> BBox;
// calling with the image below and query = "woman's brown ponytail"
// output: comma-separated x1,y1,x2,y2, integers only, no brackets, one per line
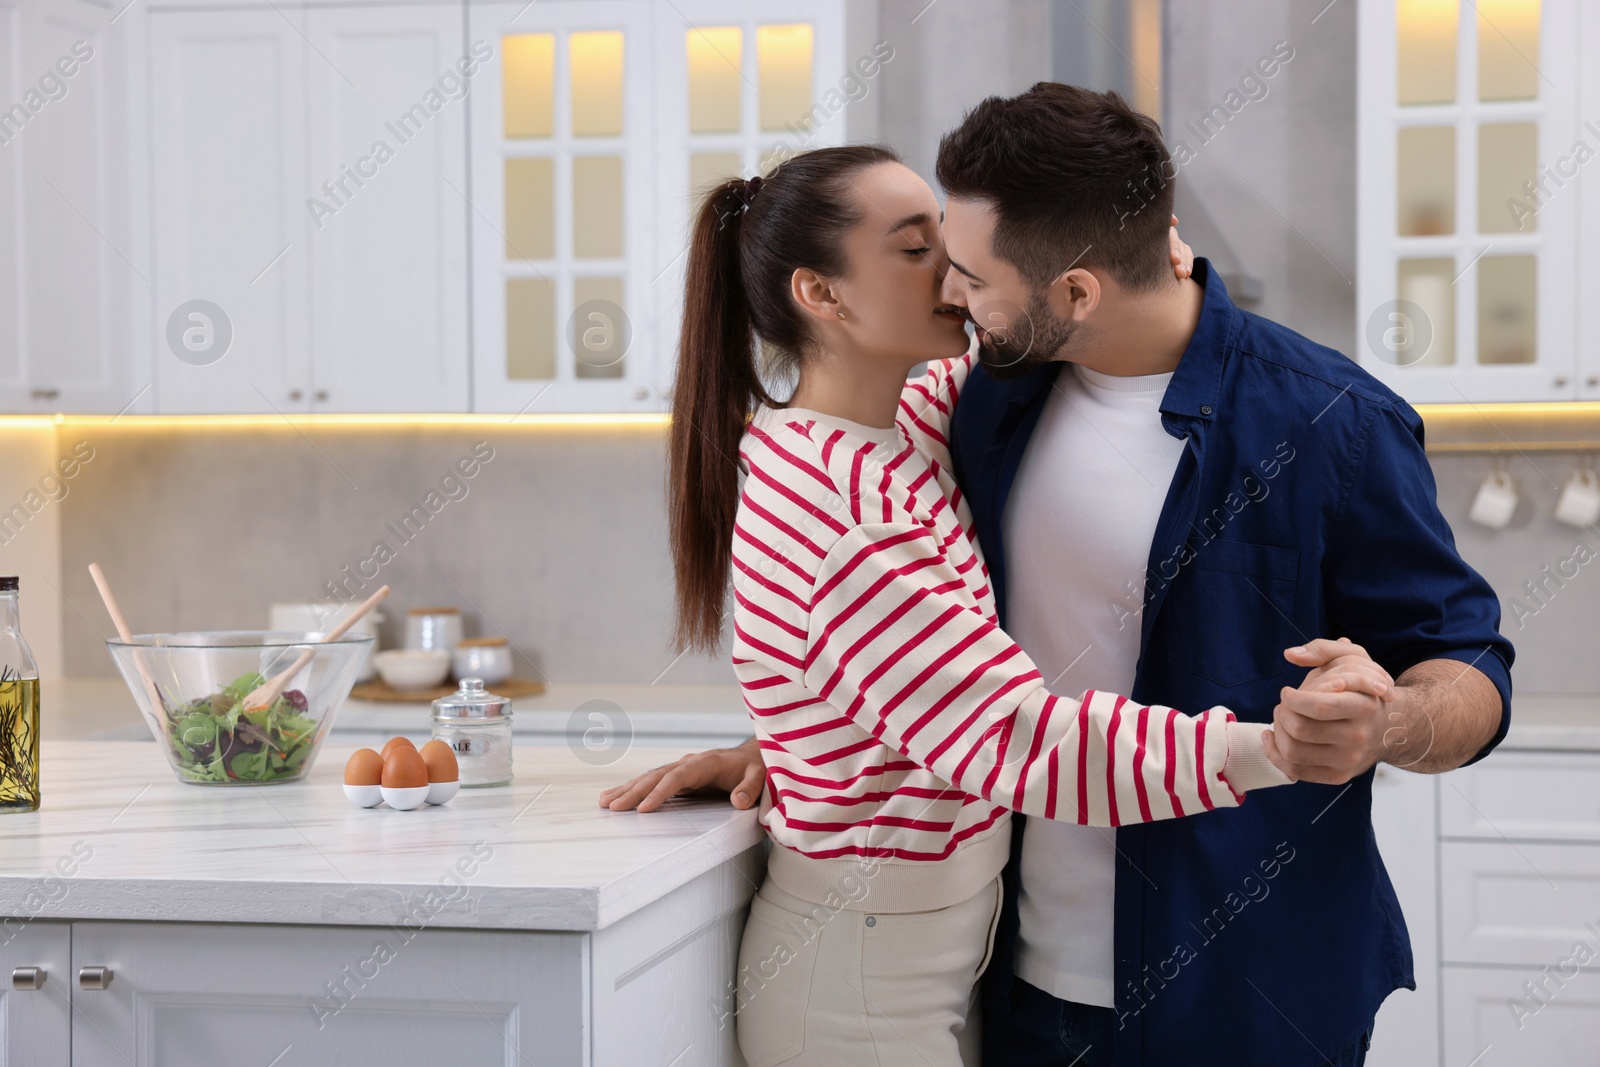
668,146,901,654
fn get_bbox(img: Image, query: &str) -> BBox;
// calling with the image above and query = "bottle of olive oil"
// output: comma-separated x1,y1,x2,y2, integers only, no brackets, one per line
0,576,41,813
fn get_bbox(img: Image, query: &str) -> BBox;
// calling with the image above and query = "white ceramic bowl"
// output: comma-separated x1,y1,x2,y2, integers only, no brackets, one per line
426,779,460,806
380,784,432,811
373,649,451,691
452,642,513,685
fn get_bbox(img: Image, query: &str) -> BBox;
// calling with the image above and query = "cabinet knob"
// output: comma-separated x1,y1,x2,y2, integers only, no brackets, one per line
78,966,113,990
314,389,329,402
1588,375,1600,389
30,387,59,401
289,389,304,402
11,966,45,990
1554,375,1570,388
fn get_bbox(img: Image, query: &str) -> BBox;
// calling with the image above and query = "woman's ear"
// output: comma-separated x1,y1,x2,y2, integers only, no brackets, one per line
1049,267,1102,321
790,267,843,323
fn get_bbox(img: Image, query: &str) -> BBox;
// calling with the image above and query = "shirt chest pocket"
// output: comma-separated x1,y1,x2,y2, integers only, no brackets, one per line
1164,539,1303,689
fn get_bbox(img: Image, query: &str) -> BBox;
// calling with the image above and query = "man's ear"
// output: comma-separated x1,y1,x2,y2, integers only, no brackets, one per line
791,267,843,323
1047,267,1102,322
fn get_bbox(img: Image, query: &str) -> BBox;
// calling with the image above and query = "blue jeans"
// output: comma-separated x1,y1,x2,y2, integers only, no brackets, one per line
983,978,1373,1066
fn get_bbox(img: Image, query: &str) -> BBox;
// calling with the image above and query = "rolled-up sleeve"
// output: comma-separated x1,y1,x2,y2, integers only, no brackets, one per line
1322,403,1514,765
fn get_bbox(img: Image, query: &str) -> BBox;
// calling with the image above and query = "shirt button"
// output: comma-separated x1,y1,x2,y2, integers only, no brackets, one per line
1200,405,1213,415
865,916,876,927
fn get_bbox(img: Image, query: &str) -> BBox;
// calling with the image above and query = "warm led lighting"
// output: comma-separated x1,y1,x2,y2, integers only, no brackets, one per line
1416,403,1600,418
687,27,742,133
1397,0,1458,105
757,24,813,132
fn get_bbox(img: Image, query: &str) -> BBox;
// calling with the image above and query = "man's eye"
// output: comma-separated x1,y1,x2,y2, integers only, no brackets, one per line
902,247,930,257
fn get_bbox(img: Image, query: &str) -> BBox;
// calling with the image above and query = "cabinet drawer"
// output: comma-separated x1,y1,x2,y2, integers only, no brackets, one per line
1441,841,1600,965
1443,966,1600,1067
1442,751,1600,842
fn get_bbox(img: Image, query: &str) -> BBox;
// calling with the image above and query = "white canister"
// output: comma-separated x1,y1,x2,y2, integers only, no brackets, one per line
453,637,514,685
405,607,463,652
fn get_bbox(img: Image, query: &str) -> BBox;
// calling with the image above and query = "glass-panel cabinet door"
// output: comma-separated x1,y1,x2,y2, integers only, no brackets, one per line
652,1,862,406
468,1,654,413
1357,0,1581,402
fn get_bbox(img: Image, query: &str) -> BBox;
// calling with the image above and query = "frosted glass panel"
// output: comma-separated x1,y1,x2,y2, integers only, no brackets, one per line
572,277,626,379
757,24,813,131
1478,0,1540,101
1477,255,1536,364
1397,0,1457,105
688,28,742,133
1397,126,1455,236
570,31,624,137
1397,257,1456,367
573,156,623,258
504,158,554,260
690,153,741,200
506,278,555,379
503,34,554,139
1478,123,1537,234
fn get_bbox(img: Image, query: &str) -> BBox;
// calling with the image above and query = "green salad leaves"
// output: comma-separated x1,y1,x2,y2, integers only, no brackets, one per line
163,671,318,783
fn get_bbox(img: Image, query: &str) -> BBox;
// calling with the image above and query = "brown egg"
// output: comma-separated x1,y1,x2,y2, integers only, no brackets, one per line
381,736,416,760
419,739,459,783
344,748,384,786
381,747,429,789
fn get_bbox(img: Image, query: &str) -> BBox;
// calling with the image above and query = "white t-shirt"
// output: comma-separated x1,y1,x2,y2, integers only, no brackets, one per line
1001,362,1187,1008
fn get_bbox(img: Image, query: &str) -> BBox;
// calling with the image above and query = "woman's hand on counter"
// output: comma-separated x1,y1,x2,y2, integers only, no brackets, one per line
599,737,766,813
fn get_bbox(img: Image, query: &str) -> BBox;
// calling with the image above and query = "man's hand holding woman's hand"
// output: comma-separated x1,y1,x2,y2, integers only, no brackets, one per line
1263,637,1398,785
598,738,766,813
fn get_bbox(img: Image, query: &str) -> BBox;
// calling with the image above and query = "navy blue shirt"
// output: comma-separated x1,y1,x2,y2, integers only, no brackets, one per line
954,260,1513,1067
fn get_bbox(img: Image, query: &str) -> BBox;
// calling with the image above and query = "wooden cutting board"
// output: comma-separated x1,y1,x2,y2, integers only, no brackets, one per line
349,678,547,703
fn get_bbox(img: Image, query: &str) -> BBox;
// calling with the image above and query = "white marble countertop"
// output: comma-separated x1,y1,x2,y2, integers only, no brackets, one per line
0,740,764,932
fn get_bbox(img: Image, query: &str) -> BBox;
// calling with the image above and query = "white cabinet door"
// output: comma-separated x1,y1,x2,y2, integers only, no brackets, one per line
303,5,470,413
1441,750,1600,843
468,0,659,414
1443,966,1600,1067
1356,0,1583,403
1367,765,1440,1067
149,8,312,414
0,919,70,1067
70,921,585,1067
1440,841,1600,967
0,0,145,414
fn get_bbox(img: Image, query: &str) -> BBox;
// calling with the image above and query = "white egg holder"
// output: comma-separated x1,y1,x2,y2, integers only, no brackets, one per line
343,779,460,810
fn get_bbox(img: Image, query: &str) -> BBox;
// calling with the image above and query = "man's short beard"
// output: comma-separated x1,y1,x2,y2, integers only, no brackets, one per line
974,285,1079,381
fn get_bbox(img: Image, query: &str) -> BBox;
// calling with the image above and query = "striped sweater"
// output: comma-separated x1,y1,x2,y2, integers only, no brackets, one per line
731,353,1287,912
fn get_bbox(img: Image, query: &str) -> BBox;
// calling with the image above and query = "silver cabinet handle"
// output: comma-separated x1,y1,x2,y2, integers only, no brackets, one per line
289,389,304,402
30,387,59,400
11,966,45,990
78,966,113,990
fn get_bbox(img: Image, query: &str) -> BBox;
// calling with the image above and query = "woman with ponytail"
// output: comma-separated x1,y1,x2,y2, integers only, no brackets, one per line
612,147,1385,1066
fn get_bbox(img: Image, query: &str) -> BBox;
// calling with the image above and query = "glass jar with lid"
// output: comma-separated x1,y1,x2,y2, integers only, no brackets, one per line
431,678,512,787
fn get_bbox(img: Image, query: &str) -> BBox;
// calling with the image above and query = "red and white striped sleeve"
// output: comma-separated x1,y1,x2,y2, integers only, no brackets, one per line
896,353,972,449
801,521,1290,825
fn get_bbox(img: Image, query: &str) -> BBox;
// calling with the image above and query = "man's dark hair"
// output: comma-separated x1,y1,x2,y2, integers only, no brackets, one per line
936,83,1176,291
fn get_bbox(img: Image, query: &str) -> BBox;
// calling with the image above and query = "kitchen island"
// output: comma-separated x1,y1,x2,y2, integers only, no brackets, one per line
0,740,766,1067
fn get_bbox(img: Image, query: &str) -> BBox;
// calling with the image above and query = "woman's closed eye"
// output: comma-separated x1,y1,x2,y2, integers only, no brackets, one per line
901,247,931,257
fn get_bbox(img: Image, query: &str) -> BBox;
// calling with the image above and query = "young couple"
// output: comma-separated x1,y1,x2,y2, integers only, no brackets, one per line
602,85,1513,1067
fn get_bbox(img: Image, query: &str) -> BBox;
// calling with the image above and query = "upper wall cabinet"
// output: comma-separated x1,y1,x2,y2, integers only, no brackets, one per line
0,0,147,415
149,3,470,413
467,0,877,413
1358,0,1600,403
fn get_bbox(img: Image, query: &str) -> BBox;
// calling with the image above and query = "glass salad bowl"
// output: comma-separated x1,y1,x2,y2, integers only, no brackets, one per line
107,631,373,785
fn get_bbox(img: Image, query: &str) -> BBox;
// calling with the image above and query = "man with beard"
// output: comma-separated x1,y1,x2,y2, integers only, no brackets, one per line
933,83,1512,1067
